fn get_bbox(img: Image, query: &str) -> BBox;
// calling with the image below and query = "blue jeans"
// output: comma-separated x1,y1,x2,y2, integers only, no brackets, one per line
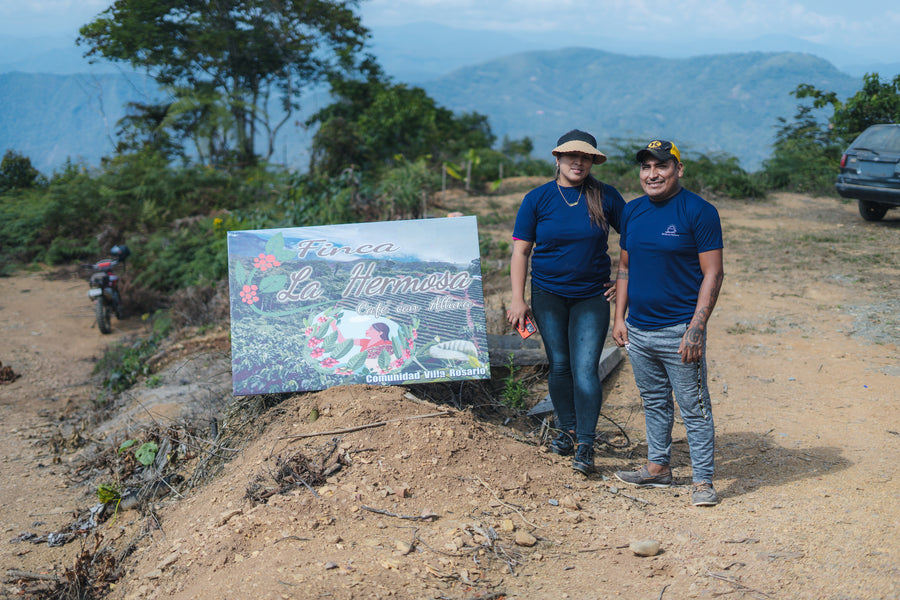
531,285,609,446
626,323,715,483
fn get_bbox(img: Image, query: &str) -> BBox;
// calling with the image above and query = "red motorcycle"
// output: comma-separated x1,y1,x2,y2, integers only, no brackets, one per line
86,245,130,334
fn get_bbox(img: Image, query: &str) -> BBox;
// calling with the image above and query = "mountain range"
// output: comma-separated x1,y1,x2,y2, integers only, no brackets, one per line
424,48,860,170
0,24,868,174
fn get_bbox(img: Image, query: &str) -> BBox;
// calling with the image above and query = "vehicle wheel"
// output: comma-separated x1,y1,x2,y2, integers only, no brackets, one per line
95,299,112,334
113,291,124,319
858,200,888,221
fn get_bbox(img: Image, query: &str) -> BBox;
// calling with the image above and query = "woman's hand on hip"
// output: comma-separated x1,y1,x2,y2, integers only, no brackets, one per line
603,281,616,302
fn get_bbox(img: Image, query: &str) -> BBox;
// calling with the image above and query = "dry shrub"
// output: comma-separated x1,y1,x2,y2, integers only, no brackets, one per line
121,283,168,317
168,281,230,328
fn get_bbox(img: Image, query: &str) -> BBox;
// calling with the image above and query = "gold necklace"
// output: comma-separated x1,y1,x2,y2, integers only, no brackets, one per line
556,180,583,207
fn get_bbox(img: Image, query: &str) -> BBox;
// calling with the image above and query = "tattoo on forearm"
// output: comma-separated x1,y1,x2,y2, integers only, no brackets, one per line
616,268,628,281
685,271,723,352
695,306,711,325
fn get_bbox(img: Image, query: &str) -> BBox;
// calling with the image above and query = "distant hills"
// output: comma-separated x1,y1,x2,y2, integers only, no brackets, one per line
368,21,900,85
0,71,159,171
1,43,863,174
420,48,862,170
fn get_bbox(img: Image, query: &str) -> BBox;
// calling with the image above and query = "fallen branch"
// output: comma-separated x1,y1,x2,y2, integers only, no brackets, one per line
460,593,505,600
360,505,438,522
5,569,60,583
576,546,612,553
412,531,468,558
618,491,653,506
705,570,771,598
474,475,539,530
278,410,455,442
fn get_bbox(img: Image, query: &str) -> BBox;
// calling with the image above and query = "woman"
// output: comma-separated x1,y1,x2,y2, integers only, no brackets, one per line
507,129,625,475
331,320,393,370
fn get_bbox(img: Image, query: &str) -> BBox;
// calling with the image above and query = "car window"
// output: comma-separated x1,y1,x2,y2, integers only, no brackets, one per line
852,126,900,153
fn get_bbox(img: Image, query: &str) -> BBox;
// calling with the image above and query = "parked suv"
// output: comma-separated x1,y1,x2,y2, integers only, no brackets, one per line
835,124,900,221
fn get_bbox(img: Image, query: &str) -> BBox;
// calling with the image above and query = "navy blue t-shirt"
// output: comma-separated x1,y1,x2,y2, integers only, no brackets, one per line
619,188,723,329
513,180,625,298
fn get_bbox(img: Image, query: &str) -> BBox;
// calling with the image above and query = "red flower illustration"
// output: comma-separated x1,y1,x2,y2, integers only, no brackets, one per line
239,284,259,305
253,253,282,271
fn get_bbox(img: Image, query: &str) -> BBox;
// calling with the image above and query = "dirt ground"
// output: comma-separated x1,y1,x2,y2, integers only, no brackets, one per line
1,187,899,600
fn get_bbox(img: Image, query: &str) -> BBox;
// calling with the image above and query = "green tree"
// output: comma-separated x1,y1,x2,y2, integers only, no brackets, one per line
501,135,534,161
308,63,495,176
0,150,42,193
115,101,187,162
763,74,900,194
762,103,842,194
763,105,843,193
795,73,900,144
78,0,369,166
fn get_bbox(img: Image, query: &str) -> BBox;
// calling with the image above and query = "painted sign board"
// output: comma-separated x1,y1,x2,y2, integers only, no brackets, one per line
227,217,491,395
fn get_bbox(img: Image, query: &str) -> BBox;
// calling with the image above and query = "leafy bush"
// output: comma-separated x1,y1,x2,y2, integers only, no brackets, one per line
277,168,376,226
131,216,229,293
601,141,766,200
501,354,530,410
596,157,640,195
470,149,554,190
93,333,162,396
0,188,56,272
377,158,439,219
683,153,767,199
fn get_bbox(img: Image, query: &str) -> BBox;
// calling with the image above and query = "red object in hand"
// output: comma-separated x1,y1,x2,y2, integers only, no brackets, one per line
516,315,536,339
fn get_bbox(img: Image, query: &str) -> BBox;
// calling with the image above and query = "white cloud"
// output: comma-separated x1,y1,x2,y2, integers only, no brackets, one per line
4,0,898,56
362,0,900,53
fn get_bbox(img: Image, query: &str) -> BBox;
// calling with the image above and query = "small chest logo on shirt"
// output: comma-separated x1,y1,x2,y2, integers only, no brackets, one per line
662,225,679,237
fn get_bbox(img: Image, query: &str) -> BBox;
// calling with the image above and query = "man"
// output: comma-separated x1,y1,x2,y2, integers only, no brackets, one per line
611,140,724,506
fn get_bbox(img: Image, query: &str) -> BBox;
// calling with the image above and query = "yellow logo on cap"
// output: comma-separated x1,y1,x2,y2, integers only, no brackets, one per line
648,140,663,149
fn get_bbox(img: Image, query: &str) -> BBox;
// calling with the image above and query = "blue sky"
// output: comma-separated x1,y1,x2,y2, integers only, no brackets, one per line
2,0,899,62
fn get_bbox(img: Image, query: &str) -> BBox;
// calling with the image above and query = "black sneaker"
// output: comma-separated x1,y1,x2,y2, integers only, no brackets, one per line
614,465,673,488
549,431,575,456
691,482,719,506
572,443,595,475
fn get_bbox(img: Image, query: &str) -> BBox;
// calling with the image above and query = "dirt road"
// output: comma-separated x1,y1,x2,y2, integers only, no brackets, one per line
1,191,898,599
0,269,144,588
